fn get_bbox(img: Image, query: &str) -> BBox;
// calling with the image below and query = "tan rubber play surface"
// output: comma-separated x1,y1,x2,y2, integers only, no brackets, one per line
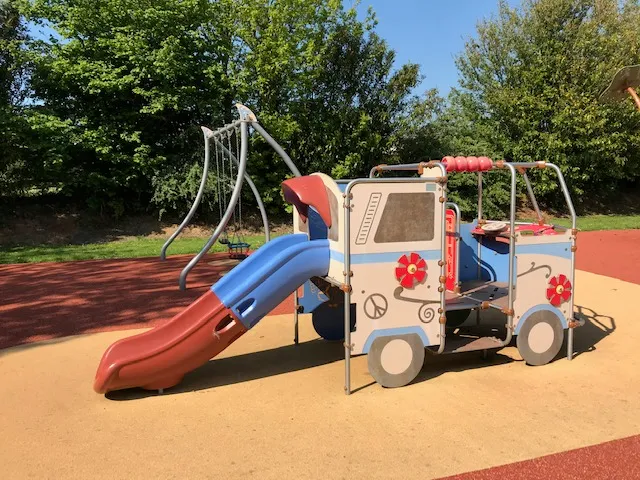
2,231,640,479
0,266,638,479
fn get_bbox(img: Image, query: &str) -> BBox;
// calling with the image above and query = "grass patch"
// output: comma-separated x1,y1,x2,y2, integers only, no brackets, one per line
0,235,271,264
1,213,639,264
551,214,640,231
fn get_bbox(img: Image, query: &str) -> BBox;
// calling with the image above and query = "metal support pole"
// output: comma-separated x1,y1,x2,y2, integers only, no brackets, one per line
548,163,577,360
477,172,483,280
437,175,448,354
343,191,352,395
567,327,574,361
502,164,517,347
522,171,543,224
215,139,270,244
251,122,301,178
179,121,249,290
477,172,483,222
293,289,300,345
160,127,212,260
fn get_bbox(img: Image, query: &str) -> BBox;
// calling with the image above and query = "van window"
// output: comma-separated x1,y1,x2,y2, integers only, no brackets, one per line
373,192,434,243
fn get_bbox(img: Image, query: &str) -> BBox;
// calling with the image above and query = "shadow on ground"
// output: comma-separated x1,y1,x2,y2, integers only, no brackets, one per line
105,302,615,400
571,304,616,358
106,338,345,400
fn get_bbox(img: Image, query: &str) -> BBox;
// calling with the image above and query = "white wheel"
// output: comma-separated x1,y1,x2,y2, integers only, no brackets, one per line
517,310,564,365
367,334,425,388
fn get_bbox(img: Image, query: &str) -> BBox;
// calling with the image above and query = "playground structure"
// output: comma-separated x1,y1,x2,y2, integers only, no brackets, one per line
600,64,640,110
160,104,301,289
94,106,585,395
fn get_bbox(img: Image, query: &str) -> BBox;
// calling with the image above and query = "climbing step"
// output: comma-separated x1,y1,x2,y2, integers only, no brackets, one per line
356,193,382,245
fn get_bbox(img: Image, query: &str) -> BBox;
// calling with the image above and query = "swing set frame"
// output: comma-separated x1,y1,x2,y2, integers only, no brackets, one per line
161,104,301,290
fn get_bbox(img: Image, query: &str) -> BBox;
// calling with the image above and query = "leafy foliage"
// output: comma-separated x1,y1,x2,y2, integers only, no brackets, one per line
4,0,640,224
1,0,34,194
15,0,431,219
23,0,233,215
451,0,640,217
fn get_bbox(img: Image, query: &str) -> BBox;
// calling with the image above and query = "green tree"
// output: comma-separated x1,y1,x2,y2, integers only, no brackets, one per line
22,0,432,219
224,2,428,214
452,0,640,215
24,0,232,215
1,0,32,195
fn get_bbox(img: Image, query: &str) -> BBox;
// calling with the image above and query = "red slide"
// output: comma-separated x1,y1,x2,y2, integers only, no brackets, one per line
93,290,247,393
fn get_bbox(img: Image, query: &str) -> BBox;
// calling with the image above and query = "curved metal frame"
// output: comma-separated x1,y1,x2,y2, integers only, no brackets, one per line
160,127,213,261
251,122,301,177
178,121,249,290
160,124,269,262
162,104,302,290
215,138,270,245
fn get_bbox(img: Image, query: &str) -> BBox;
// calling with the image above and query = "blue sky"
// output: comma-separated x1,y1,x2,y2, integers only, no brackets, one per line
349,0,522,96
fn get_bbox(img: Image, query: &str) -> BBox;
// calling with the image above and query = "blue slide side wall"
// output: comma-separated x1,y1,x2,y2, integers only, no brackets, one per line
212,235,330,329
212,234,307,296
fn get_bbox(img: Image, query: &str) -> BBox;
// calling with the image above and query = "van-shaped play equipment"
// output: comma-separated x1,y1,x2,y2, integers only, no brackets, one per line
291,158,582,392
94,107,583,395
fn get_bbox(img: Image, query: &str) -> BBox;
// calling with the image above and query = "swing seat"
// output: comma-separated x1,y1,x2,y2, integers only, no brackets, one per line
228,242,250,260
218,238,230,245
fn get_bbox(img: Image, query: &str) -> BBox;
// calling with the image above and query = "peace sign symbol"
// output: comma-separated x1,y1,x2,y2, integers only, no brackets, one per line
364,294,388,319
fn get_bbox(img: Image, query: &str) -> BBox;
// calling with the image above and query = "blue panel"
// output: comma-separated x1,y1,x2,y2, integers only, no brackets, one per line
515,304,568,333
212,237,330,329
298,279,329,314
515,242,572,260
459,223,514,283
330,249,441,264
308,206,328,240
336,182,349,193
459,222,481,281
458,223,571,284
362,326,432,353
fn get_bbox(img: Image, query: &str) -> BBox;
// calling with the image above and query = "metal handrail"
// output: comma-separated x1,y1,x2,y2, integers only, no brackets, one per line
369,163,423,177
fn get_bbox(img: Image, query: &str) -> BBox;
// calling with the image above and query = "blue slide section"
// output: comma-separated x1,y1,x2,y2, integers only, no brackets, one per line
212,234,330,329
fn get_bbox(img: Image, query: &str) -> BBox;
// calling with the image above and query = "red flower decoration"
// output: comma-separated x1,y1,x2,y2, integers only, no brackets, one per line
546,274,572,306
395,253,427,289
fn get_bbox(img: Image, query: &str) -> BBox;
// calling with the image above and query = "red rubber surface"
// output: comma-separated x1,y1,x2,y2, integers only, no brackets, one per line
575,230,640,284
437,229,640,479
0,253,294,350
439,434,640,480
